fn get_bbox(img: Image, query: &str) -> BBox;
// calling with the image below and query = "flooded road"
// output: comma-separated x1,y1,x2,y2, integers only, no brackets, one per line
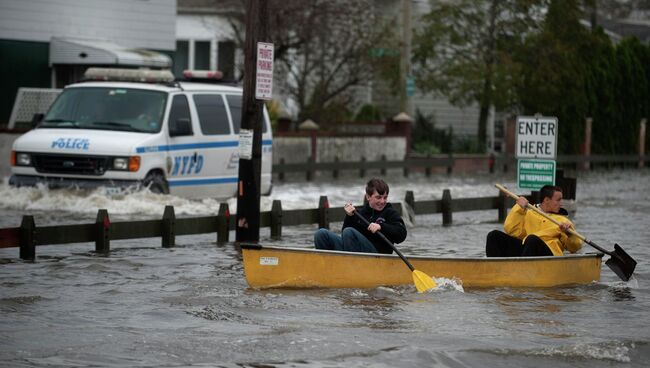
1,170,649,367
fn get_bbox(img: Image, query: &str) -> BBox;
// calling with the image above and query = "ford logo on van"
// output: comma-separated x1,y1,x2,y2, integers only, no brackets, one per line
63,161,75,168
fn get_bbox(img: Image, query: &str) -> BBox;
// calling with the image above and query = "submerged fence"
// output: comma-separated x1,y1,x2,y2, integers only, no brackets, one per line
0,188,529,261
274,154,650,181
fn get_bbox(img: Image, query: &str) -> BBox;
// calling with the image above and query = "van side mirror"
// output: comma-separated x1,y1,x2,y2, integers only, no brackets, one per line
31,113,44,127
170,118,192,137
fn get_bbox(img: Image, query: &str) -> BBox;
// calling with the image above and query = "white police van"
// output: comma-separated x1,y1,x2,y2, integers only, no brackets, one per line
9,68,273,199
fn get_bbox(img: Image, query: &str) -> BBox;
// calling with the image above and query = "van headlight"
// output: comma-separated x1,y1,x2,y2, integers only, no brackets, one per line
14,152,32,166
113,156,140,172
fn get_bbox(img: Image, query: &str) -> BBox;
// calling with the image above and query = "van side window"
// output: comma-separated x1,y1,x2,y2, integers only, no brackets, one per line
227,95,267,133
194,94,230,135
168,95,193,136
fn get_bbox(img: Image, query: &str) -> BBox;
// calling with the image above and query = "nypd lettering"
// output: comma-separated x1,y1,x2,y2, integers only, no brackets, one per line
51,138,90,150
171,154,204,176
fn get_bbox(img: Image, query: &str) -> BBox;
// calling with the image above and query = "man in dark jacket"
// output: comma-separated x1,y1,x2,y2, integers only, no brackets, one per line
314,178,407,253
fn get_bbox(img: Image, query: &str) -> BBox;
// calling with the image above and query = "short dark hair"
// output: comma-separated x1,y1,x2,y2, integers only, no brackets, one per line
366,178,389,196
540,185,562,201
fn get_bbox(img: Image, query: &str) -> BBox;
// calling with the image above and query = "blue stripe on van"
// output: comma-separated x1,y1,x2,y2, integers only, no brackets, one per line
168,177,239,187
136,139,272,153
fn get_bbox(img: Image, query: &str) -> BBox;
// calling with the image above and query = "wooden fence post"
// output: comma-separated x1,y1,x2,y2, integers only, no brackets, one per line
530,191,540,204
425,154,431,177
306,156,314,181
404,190,416,224
278,157,285,181
403,155,409,177
95,209,110,255
162,205,175,248
640,118,646,169
217,203,230,243
497,191,507,223
380,155,387,176
568,177,576,200
318,195,329,230
333,156,339,179
489,153,495,174
360,156,366,178
19,215,35,261
405,190,415,213
442,189,452,226
270,200,283,239
582,117,592,171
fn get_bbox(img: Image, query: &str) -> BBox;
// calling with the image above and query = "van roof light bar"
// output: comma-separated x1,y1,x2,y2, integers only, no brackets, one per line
84,68,175,83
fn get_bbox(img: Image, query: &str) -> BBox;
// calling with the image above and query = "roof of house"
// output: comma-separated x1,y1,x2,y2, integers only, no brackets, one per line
597,16,650,44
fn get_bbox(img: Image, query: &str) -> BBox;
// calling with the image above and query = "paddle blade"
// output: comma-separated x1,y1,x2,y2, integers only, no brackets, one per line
412,270,436,293
605,243,637,281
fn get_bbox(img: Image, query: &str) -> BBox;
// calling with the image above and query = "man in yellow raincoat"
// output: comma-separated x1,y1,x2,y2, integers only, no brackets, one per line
486,185,583,257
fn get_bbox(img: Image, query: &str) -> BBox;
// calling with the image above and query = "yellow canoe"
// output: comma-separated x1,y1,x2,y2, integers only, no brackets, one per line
241,244,603,289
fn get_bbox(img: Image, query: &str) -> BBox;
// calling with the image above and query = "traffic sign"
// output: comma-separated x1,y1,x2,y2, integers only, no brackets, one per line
516,115,557,159
406,77,415,97
255,42,274,100
518,159,556,189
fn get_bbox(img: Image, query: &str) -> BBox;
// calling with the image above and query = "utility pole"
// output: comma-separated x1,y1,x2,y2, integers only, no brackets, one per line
236,0,269,243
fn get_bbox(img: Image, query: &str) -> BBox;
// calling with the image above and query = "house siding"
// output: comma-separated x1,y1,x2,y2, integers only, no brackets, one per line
0,0,176,50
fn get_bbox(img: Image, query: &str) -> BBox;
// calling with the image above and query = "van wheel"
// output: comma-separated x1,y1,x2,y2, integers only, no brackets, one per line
144,173,169,194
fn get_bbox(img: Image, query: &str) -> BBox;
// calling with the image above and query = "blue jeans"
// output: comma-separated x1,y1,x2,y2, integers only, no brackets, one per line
314,227,378,253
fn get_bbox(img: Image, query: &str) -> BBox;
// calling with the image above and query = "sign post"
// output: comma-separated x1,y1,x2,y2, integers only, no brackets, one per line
515,115,558,190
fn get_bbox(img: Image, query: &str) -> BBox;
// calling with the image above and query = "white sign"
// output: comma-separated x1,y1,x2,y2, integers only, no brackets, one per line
255,42,274,100
239,129,253,160
259,257,279,266
516,116,558,159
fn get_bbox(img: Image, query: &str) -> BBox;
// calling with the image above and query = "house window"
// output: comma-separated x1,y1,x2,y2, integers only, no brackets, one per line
174,41,189,77
173,39,237,79
194,41,211,70
218,41,235,80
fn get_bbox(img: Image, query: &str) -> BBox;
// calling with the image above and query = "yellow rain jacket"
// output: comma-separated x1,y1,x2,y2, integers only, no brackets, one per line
504,204,583,256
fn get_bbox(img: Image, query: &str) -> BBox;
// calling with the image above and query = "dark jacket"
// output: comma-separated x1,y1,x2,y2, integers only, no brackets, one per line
342,203,407,254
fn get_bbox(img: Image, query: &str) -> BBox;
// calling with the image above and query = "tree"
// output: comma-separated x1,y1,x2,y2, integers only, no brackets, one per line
228,0,396,125
517,0,593,154
518,0,650,154
412,0,548,149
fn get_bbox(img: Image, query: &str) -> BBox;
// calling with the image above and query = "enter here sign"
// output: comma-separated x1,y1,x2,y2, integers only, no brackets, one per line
516,116,558,159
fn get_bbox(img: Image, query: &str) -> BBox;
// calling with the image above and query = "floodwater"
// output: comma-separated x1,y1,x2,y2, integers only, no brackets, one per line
1,170,649,367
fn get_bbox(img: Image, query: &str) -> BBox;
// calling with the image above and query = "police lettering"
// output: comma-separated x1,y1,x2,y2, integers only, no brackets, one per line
51,138,90,150
171,154,204,176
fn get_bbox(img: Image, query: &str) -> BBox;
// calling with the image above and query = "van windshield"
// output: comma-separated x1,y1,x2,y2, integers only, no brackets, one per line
41,87,167,133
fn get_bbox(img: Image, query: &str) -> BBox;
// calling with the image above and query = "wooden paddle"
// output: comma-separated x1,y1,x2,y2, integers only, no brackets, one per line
495,184,637,281
353,210,436,292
